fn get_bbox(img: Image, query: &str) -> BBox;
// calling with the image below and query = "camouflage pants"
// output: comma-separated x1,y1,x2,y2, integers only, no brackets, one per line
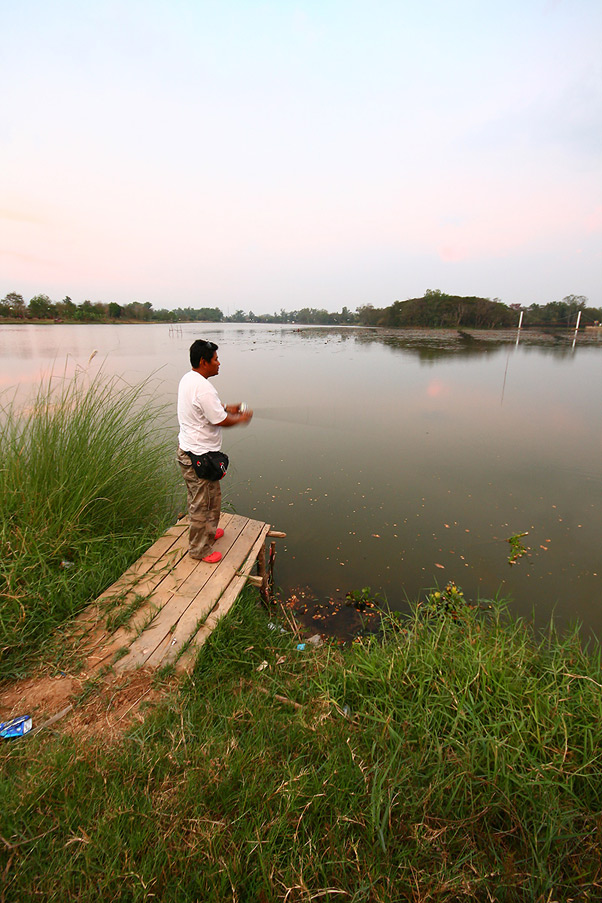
177,447,222,559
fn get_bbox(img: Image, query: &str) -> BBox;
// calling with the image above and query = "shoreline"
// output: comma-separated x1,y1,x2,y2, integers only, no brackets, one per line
2,318,600,344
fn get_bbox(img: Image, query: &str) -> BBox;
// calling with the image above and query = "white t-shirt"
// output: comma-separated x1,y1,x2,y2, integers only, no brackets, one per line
177,370,226,453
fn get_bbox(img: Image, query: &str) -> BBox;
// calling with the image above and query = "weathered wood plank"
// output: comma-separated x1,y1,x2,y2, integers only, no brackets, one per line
127,513,250,625
120,518,266,670
174,525,271,672
77,511,274,676
73,523,188,634
82,545,188,667
83,513,242,669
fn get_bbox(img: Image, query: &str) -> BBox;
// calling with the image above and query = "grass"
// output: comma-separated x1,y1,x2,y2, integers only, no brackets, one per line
1,370,601,900
0,368,181,678
2,591,602,901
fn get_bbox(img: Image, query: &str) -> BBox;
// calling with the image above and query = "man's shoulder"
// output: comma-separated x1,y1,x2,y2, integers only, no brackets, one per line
180,369,199,383
179,370,218,402
179,370,206,390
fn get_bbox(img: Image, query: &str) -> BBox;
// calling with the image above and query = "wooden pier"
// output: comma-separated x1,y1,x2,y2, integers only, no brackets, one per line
76,512,281,675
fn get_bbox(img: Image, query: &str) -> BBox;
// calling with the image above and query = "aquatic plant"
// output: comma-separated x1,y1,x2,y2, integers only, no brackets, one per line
507,531,530,564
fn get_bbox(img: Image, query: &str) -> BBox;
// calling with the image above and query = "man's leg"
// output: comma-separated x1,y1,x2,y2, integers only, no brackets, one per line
177,449,222,559
187,477,221,559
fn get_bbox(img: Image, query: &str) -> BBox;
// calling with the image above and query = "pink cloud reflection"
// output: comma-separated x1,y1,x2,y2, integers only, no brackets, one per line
426,379,450,398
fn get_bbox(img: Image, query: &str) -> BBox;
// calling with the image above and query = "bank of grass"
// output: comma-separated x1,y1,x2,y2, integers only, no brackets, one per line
0,370,180,678
2,591,602,902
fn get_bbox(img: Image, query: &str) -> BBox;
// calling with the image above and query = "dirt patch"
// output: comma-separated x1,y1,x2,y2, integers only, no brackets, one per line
0,668,175,744
64,670,173,743
0,672,82,721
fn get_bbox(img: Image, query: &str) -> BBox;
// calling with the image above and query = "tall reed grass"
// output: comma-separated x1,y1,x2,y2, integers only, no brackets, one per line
0,369,180,678
2,593,601,901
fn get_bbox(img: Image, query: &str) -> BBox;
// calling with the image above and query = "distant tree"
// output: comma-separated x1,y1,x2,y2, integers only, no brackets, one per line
197,307,222,322
3,292,26,318
74,299,106,321
377,293,514,329
582,304,601,325
357,304,384,326
122,301,152,321
174,306,223,322
55,296,77,319
28,294,56,319
562,295,587,326
151,307,177,322
514,295,595,327
338,306,356,324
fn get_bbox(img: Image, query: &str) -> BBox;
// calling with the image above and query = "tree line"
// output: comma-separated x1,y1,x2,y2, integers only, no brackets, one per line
1,290,600,328
356,291,600,329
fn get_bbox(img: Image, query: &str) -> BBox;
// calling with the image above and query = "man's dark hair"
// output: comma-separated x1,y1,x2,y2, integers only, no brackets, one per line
190,339,218,368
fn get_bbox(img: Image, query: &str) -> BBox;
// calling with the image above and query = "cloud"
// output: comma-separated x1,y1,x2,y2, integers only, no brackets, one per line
438,245,470,263
0,249,54,266
0,208,45,224
585,206,602,233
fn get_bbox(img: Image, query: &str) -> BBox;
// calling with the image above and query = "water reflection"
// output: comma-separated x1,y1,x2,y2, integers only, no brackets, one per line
2,323,600,637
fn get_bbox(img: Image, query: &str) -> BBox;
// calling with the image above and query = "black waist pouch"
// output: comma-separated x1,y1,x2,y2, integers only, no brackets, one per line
186,450,229,481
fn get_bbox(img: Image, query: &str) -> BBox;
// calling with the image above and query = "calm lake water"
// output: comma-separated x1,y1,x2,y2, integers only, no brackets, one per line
1,322,601,634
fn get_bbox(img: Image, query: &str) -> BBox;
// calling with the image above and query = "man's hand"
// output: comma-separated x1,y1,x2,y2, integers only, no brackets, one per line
221,405,253,427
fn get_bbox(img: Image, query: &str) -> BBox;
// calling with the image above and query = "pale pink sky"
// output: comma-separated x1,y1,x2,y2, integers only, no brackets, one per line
2,0,601,313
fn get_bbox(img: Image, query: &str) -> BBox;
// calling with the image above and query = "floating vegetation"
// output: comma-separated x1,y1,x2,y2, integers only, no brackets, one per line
422,581,470,618
282,585,381,641
507,531,530,565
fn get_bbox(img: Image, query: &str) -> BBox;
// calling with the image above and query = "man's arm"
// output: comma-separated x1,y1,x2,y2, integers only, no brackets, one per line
219,408,253,427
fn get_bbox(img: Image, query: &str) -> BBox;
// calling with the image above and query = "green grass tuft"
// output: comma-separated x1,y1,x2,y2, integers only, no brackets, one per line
0,368,181,678
2,593,602,901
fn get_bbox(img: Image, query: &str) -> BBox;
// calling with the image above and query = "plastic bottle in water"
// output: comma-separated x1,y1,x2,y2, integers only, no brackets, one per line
0,716,32,739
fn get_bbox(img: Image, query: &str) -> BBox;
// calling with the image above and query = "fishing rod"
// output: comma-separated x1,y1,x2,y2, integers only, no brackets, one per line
500,312,524,406
241,405,312,426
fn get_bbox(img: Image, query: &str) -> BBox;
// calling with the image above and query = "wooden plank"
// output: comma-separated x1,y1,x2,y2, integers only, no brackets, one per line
119,519,262,668
92,523,187,603
83,513,242,669
80,511,234,636
73,523,188,634
82,542,188,668
130,513,250,625
75,511,272,675
83,536,196,670
120,519,268,671
173,524,271,672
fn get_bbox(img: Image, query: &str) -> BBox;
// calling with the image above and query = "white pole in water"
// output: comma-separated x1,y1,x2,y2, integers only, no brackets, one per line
572,310,582,349
515,309,523,346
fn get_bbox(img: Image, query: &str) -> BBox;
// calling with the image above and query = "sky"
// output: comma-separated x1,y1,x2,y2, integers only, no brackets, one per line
1,0,601,314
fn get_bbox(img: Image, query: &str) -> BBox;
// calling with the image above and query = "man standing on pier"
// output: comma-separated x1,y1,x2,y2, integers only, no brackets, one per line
177,339,253,563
